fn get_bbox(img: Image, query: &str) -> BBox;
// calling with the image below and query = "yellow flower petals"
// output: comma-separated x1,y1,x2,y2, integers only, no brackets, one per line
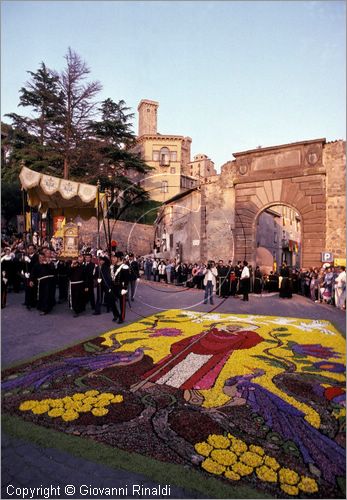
207,434,230,449
264,455,280,471
256,465,278,483
230,439,248,455
72,393,85,401
85,390,99,397
32,404,50,414
194,442,213,457
78,404,92,413
98,392,114,400
232,462,253,476
91,407,109,417
224,469,241,481
280,484,299,496
211,449,238,466
48,408,65,418
201,458,226,475
19,400,39,411
110,395,124,403
240,451,264,467
49,399,64,407
62,410,79,421
83,396,98,405
249,445,265,456
298,476,319,493
279,467,300,485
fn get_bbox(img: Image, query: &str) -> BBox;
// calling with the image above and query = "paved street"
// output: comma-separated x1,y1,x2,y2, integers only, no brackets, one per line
2,281,345,368
1,282,345,499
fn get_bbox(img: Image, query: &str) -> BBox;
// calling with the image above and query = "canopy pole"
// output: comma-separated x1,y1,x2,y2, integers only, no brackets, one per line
22,188,27,244
96,180,100,250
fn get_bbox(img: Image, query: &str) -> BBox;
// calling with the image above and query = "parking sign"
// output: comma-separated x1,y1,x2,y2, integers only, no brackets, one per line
321,252,334,263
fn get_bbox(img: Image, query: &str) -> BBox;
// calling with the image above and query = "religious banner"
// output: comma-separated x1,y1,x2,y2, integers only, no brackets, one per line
53,216,66,237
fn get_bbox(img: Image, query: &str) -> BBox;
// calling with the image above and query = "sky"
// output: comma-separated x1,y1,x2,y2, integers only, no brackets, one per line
1,0,346,170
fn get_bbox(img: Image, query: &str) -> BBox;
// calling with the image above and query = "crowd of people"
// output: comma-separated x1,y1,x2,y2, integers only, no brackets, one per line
141,257,346,309
1,231,346,320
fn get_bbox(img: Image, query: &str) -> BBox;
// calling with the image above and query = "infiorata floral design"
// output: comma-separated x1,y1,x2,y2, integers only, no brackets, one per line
194,433,319,496
2,310,345,499
291,343,340,359
312,361,345,373
19,391,123,421
148,328,182,337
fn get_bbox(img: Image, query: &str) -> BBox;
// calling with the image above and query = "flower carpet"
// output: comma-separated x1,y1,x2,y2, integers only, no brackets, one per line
2,310,346,498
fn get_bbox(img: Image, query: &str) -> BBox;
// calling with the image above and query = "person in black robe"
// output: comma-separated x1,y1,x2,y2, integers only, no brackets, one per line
68,255,87,317
279,262,292,298
127,253,140,301
111,252,130,324
23,244,39,309
254,266,263,294
217,260,231,298
83,253,96,310
30,253,56,315
56,258,70,303
234,261,242,295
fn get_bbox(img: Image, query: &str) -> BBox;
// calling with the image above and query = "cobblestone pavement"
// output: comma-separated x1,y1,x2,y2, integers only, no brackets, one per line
1,282,345,499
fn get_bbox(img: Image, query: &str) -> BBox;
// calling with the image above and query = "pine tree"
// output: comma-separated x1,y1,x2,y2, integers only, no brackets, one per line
56,47,102,179
5,62,64,175
88,98,153,214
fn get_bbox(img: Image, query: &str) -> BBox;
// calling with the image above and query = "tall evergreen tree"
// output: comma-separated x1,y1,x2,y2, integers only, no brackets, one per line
55,47,102,179
88,98,152,214
5,62,64,175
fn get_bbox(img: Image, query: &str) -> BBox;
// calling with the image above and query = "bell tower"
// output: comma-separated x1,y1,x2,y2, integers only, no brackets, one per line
137,99,159,136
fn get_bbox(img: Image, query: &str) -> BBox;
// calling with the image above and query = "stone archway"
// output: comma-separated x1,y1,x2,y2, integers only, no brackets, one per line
223,139,327,268
234,175,326,268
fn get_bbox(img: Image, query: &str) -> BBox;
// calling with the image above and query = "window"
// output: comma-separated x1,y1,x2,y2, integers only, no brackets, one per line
160,147,170,166
170,167,176,174
170,151,177,161
153,150,160,161
161,181,168,193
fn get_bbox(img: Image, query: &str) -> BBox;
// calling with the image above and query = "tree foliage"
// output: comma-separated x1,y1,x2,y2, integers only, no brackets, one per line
2,48,153,223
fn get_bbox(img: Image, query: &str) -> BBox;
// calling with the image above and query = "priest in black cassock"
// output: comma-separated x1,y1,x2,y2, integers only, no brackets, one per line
30,252,56,315
68,254,87,317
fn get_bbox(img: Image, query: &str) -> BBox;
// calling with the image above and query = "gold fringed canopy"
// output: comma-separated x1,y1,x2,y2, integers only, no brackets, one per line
19,166,100,218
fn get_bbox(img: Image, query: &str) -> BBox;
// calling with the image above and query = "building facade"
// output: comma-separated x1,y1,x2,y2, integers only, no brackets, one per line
155,138,345,270
135,100,212,202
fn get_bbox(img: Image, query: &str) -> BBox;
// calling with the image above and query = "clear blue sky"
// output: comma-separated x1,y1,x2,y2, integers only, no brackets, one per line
1,0,345,170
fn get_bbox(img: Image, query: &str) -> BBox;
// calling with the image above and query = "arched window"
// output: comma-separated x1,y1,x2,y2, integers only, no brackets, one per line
161,180,168,193
160,147,170,166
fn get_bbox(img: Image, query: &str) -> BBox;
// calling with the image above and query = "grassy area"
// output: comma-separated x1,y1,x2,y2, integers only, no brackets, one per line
2,414,271,499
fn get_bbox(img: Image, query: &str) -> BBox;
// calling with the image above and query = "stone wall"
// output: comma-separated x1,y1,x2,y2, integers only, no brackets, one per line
202,176,235,262
76,216,155,256
323,141,346,260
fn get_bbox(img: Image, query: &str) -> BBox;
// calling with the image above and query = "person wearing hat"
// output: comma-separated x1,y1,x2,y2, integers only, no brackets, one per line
111,252,130,323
